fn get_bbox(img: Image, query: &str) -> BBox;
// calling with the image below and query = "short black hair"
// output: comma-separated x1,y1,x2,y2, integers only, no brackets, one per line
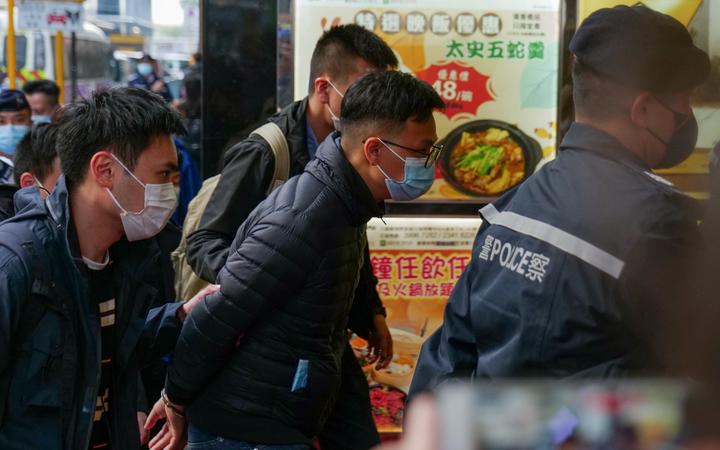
572,59,635,120
308,24,398,94
13,123,59,185
192,52,202,63
340,71,443,140
56,87,185,189
23,80,60,105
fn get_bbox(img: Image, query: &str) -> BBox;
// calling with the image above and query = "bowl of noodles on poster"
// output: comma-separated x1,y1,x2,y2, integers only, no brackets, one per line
440,120,543,197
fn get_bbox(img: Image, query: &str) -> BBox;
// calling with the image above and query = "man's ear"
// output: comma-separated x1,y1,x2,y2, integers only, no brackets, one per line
19,172,36,189
630,92,654,128
363,137,383,166
314,76,331,105
90,151,116,190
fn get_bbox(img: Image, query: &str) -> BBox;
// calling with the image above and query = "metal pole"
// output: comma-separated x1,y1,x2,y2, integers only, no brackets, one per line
55,32,65,104
7,0,16,89
70,31,77,102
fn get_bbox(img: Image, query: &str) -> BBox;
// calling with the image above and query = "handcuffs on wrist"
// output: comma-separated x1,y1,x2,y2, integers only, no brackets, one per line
161,389,186,418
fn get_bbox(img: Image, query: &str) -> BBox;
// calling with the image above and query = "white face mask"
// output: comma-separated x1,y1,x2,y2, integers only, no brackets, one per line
106,154,177,242
325,79,344,131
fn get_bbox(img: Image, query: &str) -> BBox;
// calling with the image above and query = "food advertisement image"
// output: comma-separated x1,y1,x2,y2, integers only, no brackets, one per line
295,0,562,202
360,217,481,432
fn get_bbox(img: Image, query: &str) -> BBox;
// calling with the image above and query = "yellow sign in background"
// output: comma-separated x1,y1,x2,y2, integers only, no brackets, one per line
577,0,702,25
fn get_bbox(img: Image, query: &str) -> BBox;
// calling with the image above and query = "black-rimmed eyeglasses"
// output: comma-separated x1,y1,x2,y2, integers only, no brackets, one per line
370,138,444,168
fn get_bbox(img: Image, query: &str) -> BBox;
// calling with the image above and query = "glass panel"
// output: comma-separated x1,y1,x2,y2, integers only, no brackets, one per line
34,33,45,70
3,36,28,69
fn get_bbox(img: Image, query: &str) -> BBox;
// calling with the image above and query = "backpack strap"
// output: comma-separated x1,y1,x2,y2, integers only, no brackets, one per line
172,122,289,301
251,122,290,195
172,175,221,301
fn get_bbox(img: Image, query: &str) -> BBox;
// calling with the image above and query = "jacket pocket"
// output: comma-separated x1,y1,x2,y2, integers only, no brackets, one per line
291,359,309,392
286,357,340,408
22,340,64,407
19,312,65,408
279,356,341,434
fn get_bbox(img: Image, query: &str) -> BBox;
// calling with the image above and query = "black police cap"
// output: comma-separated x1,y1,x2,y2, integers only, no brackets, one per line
0,89,30,113
570,5,710,92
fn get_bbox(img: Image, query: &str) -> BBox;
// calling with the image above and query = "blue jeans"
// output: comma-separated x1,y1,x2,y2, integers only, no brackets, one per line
186,424,312,450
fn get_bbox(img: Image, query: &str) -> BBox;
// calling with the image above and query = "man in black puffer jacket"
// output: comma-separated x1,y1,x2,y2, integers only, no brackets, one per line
147,71,444,450
185,27,399,449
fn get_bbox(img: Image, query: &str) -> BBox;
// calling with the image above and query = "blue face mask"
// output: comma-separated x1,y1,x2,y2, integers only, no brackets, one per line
32,115,52,125
376,139,435,201
0,124,30,156
137,63,154,77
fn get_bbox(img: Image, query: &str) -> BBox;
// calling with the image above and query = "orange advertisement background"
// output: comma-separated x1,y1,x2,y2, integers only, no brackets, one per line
358,247,473,432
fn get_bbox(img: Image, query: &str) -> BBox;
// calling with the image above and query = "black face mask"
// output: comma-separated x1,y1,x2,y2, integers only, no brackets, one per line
645,98,698,169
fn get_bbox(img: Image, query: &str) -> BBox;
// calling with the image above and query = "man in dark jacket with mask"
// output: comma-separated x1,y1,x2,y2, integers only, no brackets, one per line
147,71,444,450
0,90,32,213
128,53,172,102
411,5,709,394
185,24,398,450
0,87,213,449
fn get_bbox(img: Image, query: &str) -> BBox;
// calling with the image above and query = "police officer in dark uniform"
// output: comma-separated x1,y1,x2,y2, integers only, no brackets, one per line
410,5,711,392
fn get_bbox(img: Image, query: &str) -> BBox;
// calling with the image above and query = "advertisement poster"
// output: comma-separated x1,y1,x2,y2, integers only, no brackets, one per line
295,0,562,202
355,217,481,432
18,1,85,33
578,0,720,197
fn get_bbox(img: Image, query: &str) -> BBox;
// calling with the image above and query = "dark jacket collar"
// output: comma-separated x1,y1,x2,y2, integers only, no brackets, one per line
308,132,383,226
12,185,42,214
44,175,71,229
560,123,650,169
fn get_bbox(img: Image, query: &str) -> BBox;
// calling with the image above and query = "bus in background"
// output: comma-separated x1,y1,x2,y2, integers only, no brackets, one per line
0,11,113,100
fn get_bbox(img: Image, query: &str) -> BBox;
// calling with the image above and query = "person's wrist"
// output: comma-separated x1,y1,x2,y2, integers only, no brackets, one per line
161,389,186,417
